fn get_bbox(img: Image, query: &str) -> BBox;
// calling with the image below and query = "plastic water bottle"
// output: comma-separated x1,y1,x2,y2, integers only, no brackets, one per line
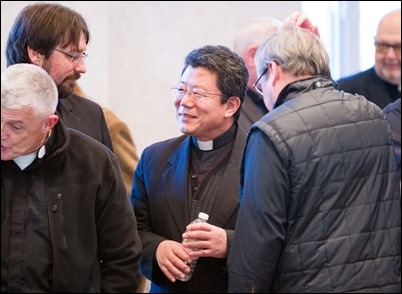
177,212,209,282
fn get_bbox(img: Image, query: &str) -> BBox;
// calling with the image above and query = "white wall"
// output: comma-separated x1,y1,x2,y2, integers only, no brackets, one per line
1,1,301,155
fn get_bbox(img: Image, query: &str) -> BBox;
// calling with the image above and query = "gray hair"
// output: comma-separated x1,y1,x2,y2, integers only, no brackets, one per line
233,16,283,55
255,24,331,79
1,64,58,117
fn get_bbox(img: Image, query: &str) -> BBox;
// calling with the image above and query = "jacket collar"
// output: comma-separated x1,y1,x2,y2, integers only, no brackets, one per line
275,76,336,109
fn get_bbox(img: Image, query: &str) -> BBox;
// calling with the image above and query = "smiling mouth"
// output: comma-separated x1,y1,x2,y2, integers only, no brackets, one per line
180,113,196,119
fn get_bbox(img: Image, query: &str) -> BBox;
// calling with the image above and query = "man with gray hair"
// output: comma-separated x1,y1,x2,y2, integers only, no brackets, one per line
234,16,283,133
1,64,142,293
228,24,401,292
234,13,320,133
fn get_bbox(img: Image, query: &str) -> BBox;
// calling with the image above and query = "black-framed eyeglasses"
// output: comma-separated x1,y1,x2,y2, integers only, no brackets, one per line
54,48,89,63
252,67,268,96
171,85,226,99
374,39,401,55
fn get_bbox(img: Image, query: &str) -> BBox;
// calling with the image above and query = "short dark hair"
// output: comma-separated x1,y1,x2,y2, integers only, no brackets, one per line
6,3,90,66
182,45,249,121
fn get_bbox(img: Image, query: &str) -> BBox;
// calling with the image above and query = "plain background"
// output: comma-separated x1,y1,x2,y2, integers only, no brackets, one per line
1,1,301,154
2,2,400,154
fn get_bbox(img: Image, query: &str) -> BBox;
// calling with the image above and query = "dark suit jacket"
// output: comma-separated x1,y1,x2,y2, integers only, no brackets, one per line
57,94,113,151
131,125,247,293
238,88,268,134
336,67,400,109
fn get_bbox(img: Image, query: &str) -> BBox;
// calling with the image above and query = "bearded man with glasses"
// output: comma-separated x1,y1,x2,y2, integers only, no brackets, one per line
5,2,113,151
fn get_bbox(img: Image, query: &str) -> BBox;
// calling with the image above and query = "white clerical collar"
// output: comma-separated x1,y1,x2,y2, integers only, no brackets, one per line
196,140,213,151
193,124,238,151
13,145,46,170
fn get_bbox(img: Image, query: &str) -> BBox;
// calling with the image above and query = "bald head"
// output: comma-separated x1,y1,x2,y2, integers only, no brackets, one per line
374,9,401,86
234,17,283,88
234,17,283,55
376,9,401,40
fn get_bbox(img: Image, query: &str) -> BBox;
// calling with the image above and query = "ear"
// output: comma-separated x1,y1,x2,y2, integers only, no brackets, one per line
224,96,241,118
27,45,45,66
45,114,59,130
270,62,282,85
244,44,258,68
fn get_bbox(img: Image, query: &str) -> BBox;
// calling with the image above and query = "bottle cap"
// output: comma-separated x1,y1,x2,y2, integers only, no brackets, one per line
198,212,209,221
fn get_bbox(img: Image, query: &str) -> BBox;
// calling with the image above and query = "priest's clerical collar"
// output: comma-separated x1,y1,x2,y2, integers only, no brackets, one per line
13,145,46,170
192,123,237,151
13,130,51,170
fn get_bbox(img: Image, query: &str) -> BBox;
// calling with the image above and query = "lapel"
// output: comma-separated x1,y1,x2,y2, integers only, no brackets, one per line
161,127,247,232
57,96,81,130
163,137,192,234
208,127,247,226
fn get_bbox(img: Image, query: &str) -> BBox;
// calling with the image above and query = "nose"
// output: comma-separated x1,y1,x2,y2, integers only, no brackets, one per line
384,46,401,58
179,91,196,107
1,123,8,139
74,58,87,74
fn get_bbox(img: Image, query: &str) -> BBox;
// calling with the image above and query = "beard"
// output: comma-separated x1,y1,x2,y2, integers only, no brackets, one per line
57,72,81,98
41,60,81,99
57,84,73,99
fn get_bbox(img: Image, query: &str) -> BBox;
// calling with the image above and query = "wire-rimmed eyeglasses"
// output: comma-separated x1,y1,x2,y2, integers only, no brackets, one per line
252,67,268,96
171,86,226,99
54,48,89,63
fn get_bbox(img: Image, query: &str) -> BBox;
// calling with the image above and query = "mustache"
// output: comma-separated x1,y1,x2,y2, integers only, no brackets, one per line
63,73,81,82
57,73,82,99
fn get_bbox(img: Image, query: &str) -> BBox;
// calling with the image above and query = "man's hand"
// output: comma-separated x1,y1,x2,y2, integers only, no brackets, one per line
285,11,320,36
182,223,227,259
155,240,192,282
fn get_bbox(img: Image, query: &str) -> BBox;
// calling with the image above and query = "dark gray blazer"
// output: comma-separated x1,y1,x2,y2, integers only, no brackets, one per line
57,93,113,151
131,125,247,293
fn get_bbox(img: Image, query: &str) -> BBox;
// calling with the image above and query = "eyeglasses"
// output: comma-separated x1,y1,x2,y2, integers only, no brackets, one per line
54,48,89,63
171,86,226,99
252,67,268,96
374,40,401,55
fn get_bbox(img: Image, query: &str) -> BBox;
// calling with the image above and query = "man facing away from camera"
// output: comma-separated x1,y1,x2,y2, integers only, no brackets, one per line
228,23,401,293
